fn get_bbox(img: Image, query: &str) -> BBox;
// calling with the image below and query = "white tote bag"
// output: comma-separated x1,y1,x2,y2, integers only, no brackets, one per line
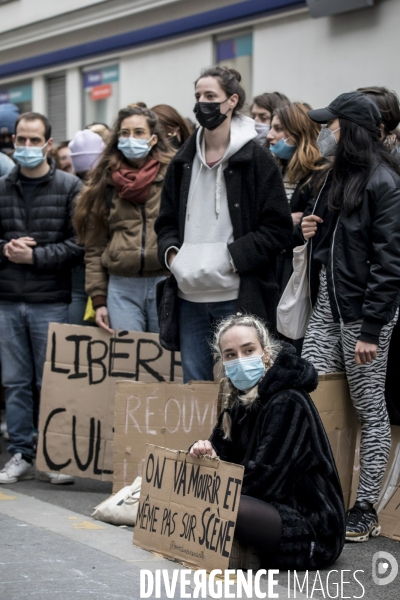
92,476,141,527
277,243,313,340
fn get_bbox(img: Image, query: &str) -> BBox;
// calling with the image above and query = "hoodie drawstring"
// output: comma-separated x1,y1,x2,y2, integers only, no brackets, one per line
187,163,203,221
215,163,223,219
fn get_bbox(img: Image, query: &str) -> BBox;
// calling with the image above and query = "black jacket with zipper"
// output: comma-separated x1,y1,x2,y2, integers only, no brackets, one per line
155,133,293,333
295,163,400,344
0,160,84,303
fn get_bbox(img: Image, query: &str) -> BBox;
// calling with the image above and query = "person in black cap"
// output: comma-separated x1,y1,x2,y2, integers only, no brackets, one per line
297,91,400,543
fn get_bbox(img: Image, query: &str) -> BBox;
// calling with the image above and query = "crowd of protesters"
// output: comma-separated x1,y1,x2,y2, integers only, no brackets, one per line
1,67,400,569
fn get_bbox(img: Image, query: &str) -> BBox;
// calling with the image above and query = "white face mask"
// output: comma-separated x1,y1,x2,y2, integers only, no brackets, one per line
317,126,340,157
254,122,271,144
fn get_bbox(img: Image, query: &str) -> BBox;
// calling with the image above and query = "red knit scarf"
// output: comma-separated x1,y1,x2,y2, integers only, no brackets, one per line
111,159,161,204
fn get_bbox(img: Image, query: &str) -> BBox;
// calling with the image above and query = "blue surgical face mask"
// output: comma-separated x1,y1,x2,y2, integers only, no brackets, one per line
13,142,48,169
118,136,154,161
223,354,265,391
270,138,296,161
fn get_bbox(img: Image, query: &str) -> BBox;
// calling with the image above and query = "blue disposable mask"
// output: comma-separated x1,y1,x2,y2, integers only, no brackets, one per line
223,354,265,391
270,138,296,161
118,136,154,161
13,142,48,169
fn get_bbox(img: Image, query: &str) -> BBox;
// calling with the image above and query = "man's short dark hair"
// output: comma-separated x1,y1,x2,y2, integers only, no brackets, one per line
15,112,52,141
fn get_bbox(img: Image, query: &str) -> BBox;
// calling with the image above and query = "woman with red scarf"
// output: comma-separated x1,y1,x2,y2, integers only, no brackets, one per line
74,105,174,333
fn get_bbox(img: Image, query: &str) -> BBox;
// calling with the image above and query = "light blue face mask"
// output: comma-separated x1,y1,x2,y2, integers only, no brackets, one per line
270,138,296,161
13,143,48,169
223,354,265,391
118,136,153,161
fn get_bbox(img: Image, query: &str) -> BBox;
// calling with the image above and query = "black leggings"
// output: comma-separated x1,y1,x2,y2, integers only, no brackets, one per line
234,495,282,557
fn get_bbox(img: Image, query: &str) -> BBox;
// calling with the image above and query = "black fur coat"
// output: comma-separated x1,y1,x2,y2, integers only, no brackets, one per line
209,345,346,570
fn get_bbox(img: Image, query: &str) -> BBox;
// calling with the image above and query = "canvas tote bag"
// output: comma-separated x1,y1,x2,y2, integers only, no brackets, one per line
92,476,141,526
277,243,313,340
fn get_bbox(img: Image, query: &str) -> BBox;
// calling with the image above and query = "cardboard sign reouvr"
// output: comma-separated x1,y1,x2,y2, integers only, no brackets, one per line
134,444,244,572
113,381,219,492
36,324,182,480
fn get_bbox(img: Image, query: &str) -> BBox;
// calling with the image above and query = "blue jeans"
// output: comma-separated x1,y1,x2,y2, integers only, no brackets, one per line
0,301,69,460
69,264,89,326
178,298,237,382
107,274,165,333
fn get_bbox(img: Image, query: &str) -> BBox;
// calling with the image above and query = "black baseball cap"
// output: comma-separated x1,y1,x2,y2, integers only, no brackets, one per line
308,91,382,136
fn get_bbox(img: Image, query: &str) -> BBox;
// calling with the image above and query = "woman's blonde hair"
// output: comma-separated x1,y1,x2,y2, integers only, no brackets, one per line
275,102,324,185
212,314,282,439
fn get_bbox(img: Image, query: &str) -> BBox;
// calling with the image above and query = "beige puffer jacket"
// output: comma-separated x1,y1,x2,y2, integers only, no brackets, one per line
85,163,168,304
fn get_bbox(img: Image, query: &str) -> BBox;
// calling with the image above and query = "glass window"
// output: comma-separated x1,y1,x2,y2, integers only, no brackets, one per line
216,33,253,101
0,81,32,114
82,64,119,128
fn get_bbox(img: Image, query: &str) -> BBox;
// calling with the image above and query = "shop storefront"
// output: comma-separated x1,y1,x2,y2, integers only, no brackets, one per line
82,64,119,128
0,81,32,114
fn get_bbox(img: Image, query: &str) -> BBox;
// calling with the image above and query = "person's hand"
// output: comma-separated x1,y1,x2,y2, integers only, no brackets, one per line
95,306,113,333
292,212,303,226
167,249,178,268
301,215,323,240
16,237,37,246
189,440,217,459
4,239,35,264
355,341,378,365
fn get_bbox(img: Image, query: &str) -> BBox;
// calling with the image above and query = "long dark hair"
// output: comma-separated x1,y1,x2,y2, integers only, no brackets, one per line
325,119,400,214
74,105,174,245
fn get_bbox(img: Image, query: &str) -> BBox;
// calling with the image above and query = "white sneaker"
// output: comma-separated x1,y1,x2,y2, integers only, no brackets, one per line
0,453,35,484
37,472,75,485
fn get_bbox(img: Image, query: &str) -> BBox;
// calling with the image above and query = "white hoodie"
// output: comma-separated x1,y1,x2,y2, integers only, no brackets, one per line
170,115,257,303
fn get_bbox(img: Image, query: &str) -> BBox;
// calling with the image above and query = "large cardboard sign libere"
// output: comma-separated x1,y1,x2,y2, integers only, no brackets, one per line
134,444,244,572
36,324,182,481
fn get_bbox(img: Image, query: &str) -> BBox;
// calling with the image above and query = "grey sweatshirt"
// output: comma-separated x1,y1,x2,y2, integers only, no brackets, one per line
170,115,257,303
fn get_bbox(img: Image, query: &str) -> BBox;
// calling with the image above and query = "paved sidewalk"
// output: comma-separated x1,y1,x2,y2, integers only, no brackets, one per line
1,438,399,599
1,486,400,599
0,488,306,600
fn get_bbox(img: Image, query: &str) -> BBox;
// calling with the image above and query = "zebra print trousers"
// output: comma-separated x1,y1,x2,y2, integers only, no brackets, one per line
302,268,397,505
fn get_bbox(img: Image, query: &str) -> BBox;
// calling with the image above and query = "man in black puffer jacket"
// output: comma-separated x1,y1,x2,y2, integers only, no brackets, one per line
0,112,83,485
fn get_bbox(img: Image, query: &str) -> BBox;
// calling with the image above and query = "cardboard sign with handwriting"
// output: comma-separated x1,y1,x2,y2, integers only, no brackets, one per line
134,444,244,572
113,381,219,492
36,324,182,481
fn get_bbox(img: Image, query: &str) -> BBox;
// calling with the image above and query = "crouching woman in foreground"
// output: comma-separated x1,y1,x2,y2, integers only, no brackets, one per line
190,314,345,570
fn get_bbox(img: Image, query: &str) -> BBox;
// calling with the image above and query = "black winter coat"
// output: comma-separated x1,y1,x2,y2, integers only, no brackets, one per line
210,345,345,570
155,133,293,333
295,164,400,344
0,161,84,303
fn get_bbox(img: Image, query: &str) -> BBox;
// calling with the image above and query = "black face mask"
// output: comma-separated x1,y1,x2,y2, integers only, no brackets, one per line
193,98,230,131
168,135,181,150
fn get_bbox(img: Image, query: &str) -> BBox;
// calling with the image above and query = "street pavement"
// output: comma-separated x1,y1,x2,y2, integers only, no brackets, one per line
1,434,399,600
